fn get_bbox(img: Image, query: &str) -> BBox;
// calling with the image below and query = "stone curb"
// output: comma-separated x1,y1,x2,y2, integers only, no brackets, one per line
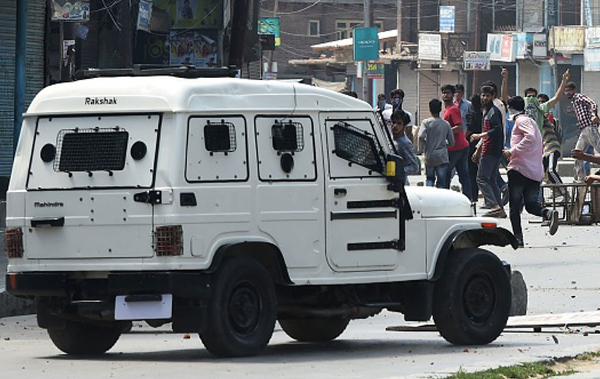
0,291,35,319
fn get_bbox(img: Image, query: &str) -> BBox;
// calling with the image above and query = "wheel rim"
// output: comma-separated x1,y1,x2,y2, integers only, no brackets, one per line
463,273,496,323
228,281,262,335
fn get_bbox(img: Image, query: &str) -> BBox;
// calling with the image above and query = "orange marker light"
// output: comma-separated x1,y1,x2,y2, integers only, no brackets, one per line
481,222,497,228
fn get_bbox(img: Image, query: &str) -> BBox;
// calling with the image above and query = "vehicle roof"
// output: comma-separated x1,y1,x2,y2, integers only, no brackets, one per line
26,76,372,116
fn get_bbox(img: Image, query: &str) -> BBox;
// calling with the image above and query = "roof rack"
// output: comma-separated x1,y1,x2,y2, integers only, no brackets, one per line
74,65,239,80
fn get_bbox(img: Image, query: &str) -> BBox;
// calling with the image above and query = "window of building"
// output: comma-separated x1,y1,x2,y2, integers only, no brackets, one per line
335,20,383,39
308,20,320,36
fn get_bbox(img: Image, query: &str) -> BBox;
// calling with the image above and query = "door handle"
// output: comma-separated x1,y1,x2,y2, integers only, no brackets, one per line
334,188,347,196
31,217,65,227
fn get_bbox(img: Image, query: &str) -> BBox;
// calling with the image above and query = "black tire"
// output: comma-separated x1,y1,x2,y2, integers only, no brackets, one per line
432,248,511,345
47,319,123,355
200,257,276,357
280,318,350,342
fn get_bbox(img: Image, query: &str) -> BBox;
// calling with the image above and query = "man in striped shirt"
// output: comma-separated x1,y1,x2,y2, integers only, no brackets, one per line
565,81,600,181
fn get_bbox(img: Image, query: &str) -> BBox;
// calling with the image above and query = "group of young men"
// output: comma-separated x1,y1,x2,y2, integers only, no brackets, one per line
376,66,600,248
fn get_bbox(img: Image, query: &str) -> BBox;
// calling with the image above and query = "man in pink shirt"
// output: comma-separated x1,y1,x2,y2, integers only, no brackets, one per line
442,84,471,200
503,96,559,248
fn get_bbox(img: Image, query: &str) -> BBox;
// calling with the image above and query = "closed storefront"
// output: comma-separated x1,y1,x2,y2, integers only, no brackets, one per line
0,0,45,180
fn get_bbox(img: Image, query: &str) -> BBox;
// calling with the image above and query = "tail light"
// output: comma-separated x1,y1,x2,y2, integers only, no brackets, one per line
6,227,24,259
154,225,183,256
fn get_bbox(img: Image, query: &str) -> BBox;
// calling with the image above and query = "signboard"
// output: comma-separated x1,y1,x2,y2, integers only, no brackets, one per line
550,26,586,53
547,0,558,27
533,33,548,58
418,33,442,61
353,27,380,61
587,27,600,48
487,33,515,62
439,6,455,33
154,0,219,29
367,62,385,79
463,51,490,71
137,0,153,32
258,17,281,47
51,1,90,22
169,29,218,67
514,33,546,60
584,48,600,71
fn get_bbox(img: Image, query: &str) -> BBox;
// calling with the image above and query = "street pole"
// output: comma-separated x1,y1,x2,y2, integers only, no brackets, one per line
14,0,27,153
363,0,373,103
396,0,402,54
268,0,279,76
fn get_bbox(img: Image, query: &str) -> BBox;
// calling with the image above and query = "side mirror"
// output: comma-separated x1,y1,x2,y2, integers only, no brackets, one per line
386,154,406,192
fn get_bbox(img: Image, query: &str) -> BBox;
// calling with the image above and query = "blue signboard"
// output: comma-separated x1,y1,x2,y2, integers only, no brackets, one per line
353,27,379,61
439,6,455,33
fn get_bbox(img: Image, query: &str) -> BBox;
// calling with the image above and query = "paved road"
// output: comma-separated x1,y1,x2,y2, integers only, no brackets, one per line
1,179,600,378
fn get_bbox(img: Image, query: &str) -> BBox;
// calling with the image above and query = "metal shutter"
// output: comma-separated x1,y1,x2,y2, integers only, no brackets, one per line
0,0,45,177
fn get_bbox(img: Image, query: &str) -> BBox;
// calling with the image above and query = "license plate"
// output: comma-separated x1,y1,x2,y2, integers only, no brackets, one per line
114,294,173,320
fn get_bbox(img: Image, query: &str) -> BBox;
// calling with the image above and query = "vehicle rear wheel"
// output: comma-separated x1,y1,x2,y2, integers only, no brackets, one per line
432,248,511,345
279,317,350,342
200,257,276,357
47,319,124,355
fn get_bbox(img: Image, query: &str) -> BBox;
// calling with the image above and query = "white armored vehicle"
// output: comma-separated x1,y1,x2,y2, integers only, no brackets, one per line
6,67,517,357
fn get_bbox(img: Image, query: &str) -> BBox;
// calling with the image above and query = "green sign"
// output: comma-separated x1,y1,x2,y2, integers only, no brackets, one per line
367,62,384,79
258,17,281,47
353,27,379,61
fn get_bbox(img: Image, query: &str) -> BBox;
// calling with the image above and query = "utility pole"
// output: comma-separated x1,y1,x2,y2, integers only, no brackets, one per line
363,0,373,103
396,0,402,54
14,0,27,152
267,0,279,76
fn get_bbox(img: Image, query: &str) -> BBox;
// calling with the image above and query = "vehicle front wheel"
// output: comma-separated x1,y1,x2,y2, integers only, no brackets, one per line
279,317,350,342
200,257,276,357
432,248,511,345
47,319,124,355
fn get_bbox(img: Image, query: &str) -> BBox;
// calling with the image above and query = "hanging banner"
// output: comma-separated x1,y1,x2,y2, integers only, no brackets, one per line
137,0,153,32
169,30,218,67
51,1,90,22
550,26,586,53
353,27,380,61
584,48,600,71
258,17,281,47
418,33,442,61
463,51,491,71
487,34,515,62
439,6,455,33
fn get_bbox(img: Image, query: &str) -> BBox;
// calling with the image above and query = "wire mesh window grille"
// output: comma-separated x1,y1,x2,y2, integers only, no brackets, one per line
272,121,304,152
154,225,183,256
332,122,383,172
204,121,236,152
54,128,129,172
5,227,24,259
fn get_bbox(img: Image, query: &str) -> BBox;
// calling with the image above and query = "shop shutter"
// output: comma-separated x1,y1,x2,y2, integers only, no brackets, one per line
0,0,45,177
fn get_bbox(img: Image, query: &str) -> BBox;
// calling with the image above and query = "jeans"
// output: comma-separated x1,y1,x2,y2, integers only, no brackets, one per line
543,150,567,197
426,163,448,188
574,126,600,181
447,147,472,201
508,170,548,237
477,154,502,208
468,147,479,202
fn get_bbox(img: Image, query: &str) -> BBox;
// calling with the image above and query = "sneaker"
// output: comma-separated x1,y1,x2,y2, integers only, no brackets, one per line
484,208,507,218
548,209,559,235
516,235,524,248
